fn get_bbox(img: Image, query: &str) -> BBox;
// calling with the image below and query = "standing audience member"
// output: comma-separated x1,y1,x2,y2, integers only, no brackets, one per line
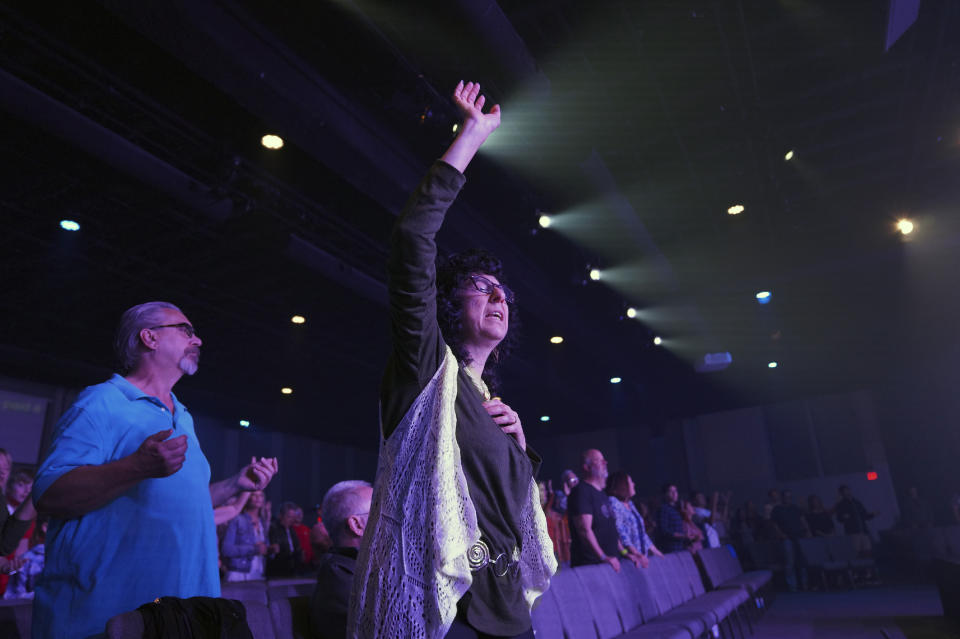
900,486,933,529
656,484,692,553
680,501,705,554
607,471,661,567
31,301,278,639
292,505,315,566
6,471,33,514
222,490,269,582
770,490,810,592
690,491,721,548
569,449,635,571
0,450,33,553
540,481,571,564
268,501,306,577
311,480,372,639
805,495,835,536
835,485,876,555
552,470,579,516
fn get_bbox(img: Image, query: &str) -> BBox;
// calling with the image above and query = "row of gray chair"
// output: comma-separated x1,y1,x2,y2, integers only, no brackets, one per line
744,536,878,590
532,550,772,639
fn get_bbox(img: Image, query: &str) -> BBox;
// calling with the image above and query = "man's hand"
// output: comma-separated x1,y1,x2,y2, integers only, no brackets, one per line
604,556,621,572
237,456,279,492
483,398,526,451
132,429,187,478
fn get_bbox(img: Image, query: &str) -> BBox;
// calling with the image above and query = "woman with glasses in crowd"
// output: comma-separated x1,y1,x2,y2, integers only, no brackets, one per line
350,81,556,639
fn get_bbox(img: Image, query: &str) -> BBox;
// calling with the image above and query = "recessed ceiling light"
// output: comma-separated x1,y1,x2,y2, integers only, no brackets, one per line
768,362,778,369
239,420,250,428
550,336,564,344
281,387,293,395
452,123,459,132
653,336,662,345
261,134,284,149
626,307,637,319
756,291,772,304
610,377,622,384
897,219,914,235
291,315,306,324
540,415,551,422
784,150,794,161
589,268,601,281
538,215,552,228
727,204,745,215
59,219,80,231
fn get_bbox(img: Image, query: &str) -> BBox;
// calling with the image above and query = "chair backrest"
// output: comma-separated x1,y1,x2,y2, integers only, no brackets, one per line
720,546,745,579
825,535,856,562
643,555,677,615
0,600,32,639
602,562,644,631
268,595,312,639
620,558,662,623
266,577,316,601
661,553,694,604
549,567,600,639
104,611,144,639
221,580,269,605
573,565,626,639
243,601,278,639
675,551,706,596
942,526,960,558
531,587,566,639
797,537,830,566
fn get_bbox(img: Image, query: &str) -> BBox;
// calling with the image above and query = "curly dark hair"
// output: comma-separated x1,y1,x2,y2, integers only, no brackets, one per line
436,248,519,394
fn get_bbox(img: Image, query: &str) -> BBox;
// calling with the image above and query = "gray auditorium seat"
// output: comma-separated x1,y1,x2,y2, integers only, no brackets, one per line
531,585,565,639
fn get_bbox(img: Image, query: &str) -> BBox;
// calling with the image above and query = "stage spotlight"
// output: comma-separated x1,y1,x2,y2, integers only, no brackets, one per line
291,315,306,324
281,387,293,395
239,420,250,428
540,416,551,422
261,134,284,149
626,307,637,319
784,150,794,161
897,219,914,235
727,204,744,215
768,362,778,369
653,336,662,346
609,377,622,384
589,268,601,281
756,291,772,304
550,336,564,344
59,219,80,231
538,214,552,228
452,123,459,132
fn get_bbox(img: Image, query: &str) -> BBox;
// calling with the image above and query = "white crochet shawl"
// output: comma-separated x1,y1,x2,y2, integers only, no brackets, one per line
349,346,557,639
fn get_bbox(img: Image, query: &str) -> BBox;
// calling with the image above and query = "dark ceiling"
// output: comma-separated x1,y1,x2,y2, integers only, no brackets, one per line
3,1,959,448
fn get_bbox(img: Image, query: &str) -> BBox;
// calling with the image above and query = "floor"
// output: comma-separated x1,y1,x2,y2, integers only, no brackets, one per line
750,584,959,639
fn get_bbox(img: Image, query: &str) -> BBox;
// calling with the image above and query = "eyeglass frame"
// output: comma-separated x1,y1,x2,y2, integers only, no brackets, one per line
148,323,198,339
463,274,515,304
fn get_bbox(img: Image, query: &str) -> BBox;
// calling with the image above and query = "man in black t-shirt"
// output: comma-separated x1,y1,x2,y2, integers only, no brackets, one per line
568,449,634,571
770,490,810,592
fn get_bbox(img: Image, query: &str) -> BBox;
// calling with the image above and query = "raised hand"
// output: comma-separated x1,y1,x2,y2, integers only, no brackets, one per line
132,429,187,478
237,456,279,491
452,80,501,139
483,398,526,451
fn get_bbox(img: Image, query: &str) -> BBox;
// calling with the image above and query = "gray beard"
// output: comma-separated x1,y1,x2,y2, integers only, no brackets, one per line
179,355,199,376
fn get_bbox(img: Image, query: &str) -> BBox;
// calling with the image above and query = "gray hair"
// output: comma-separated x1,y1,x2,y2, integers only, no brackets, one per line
322,480,372,545
114,301,181,374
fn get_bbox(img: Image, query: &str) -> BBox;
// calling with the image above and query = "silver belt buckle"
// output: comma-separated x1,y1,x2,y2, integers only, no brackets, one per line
468,539,491,571
468,540,519,577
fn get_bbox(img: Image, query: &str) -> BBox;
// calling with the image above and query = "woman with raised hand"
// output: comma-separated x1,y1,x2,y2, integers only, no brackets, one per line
350,81,556,639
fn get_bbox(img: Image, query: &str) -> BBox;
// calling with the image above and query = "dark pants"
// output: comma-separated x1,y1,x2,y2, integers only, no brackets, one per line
446,615,534,639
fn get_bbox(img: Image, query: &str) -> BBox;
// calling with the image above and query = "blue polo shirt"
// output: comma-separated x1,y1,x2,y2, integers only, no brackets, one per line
32,375,219,639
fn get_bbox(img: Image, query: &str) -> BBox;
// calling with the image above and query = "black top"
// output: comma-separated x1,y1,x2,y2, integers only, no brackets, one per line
835,497,872,535
311,547,357,639
771,504,807,539
568,482,620,566
806,511,835,536
0,507,31,555
267,522,304,577
380,161,541,635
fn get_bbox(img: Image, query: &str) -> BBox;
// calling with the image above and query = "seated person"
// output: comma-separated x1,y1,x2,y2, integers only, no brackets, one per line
311,480,372,639
268,501,308,577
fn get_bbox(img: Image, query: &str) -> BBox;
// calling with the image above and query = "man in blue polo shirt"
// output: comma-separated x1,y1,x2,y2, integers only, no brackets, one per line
32,301,279,639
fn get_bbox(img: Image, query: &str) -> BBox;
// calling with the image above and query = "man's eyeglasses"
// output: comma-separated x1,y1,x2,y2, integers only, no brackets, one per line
464,275,515,304
148,323,198,339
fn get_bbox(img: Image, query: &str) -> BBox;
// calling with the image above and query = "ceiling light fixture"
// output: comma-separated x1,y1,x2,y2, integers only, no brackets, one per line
540,416,551,422
756,291,772,304
291,315,306,324
609,377,622,384
239,420,250,428
59,219,80,231
281,387,293,395
538,214,552,228
768,362,778,369
653,336,662,345
897,219,914,235
626,307,637,319
589,268,601,281
727,204,745,216
261,134,284,149
784,150,794,161
550,336,564,344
